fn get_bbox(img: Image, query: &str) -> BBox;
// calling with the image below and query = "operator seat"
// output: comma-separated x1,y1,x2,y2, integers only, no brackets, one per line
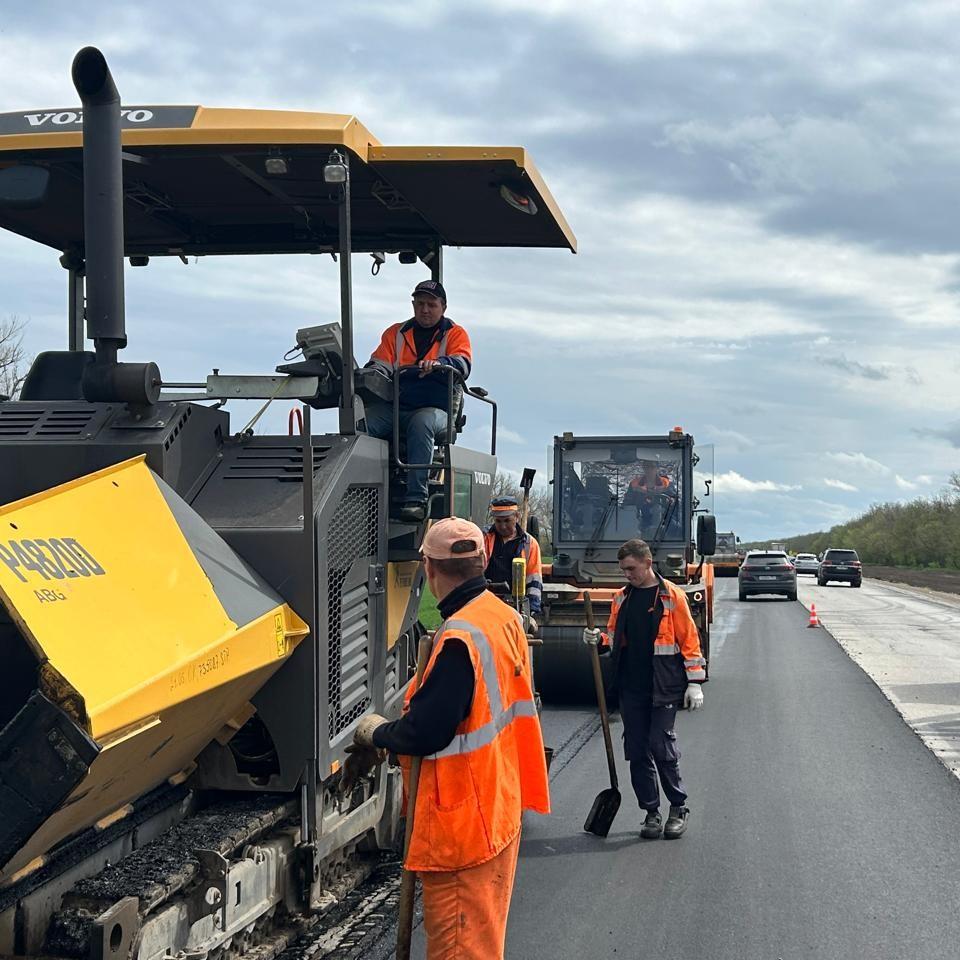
18,351,94,400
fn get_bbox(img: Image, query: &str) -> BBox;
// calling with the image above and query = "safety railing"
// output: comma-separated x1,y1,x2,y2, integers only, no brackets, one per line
391,364,497,516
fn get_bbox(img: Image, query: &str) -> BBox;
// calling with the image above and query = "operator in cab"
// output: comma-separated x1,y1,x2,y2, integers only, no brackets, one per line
364,280,472,523
622,462,673,507
483,496,543,627
341,518,550,959
583,538,706,840
623,462,679,536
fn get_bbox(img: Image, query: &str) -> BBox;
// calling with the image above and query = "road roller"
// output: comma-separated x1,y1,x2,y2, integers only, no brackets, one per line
534,430,716,702
0,47,575,959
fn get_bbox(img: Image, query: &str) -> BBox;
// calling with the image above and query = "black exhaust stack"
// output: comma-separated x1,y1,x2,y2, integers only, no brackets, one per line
72,47,160,406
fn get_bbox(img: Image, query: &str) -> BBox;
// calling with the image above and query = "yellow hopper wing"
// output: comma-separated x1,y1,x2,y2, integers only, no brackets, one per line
0,457,307,880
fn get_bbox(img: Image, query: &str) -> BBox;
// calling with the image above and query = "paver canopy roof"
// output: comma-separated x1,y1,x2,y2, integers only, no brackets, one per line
0,106,576,256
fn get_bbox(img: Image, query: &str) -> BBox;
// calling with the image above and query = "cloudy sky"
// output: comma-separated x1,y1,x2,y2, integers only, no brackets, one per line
2,1,959,540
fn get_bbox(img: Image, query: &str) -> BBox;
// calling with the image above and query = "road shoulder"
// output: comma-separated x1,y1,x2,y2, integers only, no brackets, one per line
798,576,960,781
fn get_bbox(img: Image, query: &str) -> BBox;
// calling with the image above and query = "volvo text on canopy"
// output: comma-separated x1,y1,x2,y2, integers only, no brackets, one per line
0,47,575,960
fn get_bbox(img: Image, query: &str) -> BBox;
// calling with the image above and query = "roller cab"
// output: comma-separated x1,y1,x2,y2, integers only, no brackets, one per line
536,431,716,702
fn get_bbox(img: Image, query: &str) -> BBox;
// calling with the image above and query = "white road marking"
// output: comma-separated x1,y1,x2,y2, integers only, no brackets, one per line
797,576,960,779
710,603,743,657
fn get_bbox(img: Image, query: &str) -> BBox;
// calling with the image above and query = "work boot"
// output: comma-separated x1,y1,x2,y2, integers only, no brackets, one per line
639,810,662,840
663,805,689,839
397,502,426,523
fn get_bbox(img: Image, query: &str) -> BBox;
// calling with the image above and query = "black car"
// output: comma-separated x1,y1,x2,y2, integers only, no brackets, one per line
738,551,798,601
818,548,862,587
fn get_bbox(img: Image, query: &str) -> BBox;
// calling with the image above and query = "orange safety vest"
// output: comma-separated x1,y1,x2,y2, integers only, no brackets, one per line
370,318,472,371
629,475,670,494
601,577,706,694
402,590,550,872
482,527,543,609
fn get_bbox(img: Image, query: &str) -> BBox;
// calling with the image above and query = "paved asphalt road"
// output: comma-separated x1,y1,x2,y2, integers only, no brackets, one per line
386,578,960,959
507,579,960,960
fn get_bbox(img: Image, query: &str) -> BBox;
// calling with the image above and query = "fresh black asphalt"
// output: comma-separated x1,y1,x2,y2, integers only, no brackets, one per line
501,579,960,960
378,579,960,958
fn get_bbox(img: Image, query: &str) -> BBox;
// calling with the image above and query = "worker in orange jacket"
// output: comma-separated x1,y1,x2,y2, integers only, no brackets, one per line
364,280,472,523
622,464,679,537
343,518,549,959
583,538,705,840
483,496,543,624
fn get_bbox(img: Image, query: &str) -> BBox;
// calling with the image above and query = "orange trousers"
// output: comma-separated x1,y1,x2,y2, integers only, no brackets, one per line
419,831,521,960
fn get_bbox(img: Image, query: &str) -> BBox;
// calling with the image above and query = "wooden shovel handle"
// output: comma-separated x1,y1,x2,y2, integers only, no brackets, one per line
584,594,618,791
396,632,435,960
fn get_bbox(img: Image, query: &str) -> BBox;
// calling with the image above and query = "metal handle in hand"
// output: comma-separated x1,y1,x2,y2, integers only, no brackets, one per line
396,633,435,960
584,594,618,792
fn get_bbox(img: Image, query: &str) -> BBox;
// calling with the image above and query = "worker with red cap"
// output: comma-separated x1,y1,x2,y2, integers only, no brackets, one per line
364,280,472,523
483,496,543,624
342,517,549,959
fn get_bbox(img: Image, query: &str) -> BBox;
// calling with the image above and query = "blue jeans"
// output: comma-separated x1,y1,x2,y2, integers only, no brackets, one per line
364,402,448,502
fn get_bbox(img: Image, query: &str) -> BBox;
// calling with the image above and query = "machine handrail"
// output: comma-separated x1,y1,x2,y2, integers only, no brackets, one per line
390,364,496,468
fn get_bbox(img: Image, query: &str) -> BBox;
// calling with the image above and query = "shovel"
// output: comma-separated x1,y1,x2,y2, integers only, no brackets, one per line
582,593,621,837
396,632,435,960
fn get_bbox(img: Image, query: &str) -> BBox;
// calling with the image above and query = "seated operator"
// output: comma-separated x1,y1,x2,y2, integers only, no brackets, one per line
623,463,674,530
364,280,471,523
483,496,543,625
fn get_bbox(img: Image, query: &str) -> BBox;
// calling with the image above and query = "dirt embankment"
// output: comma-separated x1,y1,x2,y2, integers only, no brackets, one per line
865,565,960,597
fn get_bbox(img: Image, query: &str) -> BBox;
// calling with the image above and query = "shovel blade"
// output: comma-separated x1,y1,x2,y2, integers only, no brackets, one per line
583,787,621,837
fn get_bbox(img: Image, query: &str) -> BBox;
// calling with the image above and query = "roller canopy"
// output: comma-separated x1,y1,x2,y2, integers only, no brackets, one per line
0,106,576,256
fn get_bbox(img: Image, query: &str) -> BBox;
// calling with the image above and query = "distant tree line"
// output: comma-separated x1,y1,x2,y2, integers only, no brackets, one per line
745,477,960,568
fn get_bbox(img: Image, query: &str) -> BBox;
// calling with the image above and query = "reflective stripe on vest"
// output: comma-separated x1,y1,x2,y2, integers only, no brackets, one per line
393,326,449,370
430,617,538,759
654,643,681,655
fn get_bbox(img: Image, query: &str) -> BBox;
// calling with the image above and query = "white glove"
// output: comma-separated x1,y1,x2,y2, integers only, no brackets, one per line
354,712,388,747
582,627,601,646
526,615,539,636
683,685,704,711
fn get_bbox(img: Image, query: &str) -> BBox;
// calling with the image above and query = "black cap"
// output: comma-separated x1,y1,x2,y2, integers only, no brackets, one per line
412,279,447,301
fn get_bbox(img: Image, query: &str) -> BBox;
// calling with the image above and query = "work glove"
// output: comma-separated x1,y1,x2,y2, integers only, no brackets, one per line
339,743,386,795
683,685,704,711
582,627,601,646
354,712,388,747
525,615,539,637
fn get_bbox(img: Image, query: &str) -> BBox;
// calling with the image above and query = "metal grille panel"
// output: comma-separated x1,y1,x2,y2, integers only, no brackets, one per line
227,444,330,481
327,486,379,738
0,406,96,437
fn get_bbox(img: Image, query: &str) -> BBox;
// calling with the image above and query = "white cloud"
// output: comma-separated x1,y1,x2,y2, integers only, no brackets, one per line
663,115,904,195
704,426,755,452
824,478,858,492
895,474,918,491
497,427,526,445
826,452,892,476
713,471,801,494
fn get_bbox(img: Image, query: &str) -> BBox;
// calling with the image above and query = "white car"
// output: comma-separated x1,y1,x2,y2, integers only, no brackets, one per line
793,553,820,575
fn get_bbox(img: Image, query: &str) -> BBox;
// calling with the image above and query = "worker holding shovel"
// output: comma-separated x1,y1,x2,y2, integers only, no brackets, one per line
343,517,550,959
583,538,706,840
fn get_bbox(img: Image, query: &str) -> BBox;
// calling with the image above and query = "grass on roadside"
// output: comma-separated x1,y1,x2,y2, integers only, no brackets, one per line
419,587,442,631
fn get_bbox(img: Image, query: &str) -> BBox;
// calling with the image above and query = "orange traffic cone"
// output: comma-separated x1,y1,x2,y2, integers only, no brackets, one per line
807,603,820,628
